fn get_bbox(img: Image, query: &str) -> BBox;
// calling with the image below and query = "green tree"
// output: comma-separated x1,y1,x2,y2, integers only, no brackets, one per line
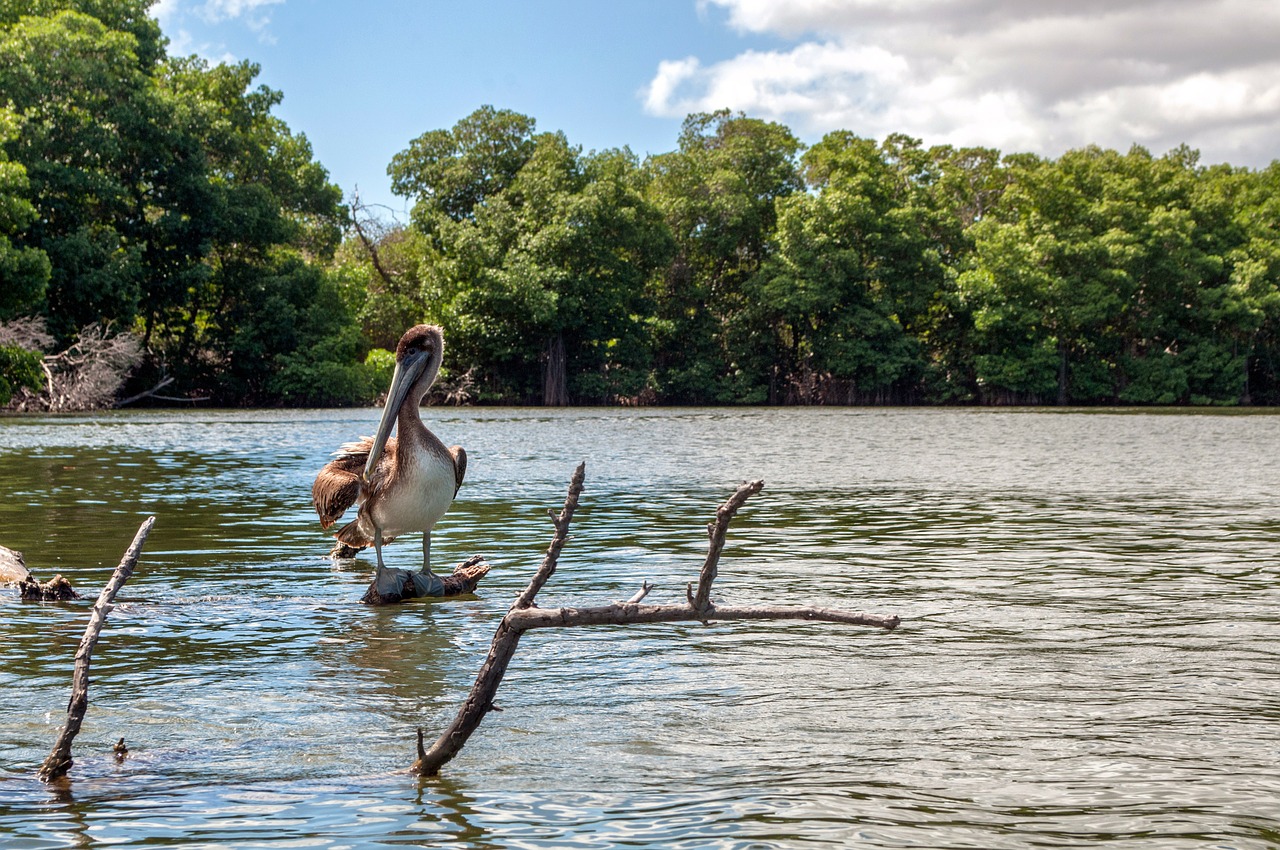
390,105,537,226
0,3,163,336
0,1,353,405
389,108,672,404
149,55,349,402
644,110,802,402
0,343,42,405
0,107,49,320
961,146,1222,404
1199,162,1280,404
751,133,975,403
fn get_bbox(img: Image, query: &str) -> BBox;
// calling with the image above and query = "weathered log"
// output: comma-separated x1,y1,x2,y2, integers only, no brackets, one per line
3,544,82,601
359,555,492,604
1,544,31,585
21,574,80,602
411,465,900,777
37,516,155,783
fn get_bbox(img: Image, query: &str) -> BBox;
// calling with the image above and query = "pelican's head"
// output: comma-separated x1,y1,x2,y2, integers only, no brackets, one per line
393,324,445,388
364,325,446,480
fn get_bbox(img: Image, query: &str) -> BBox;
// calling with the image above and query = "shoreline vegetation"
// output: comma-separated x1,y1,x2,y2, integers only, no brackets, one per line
3,3,1279,412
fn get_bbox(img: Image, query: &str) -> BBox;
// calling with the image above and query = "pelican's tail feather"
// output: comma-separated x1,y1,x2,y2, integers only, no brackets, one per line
334,519,371,548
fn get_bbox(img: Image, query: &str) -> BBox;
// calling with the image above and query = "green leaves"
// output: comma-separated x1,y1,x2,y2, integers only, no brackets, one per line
4,4,1280,408
0,343,43,405
383,110,673,403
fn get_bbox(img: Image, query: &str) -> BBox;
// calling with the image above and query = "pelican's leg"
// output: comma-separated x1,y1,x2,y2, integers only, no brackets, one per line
421,534,436,580
371,526,388,571
409,533,445,597
371,524,404,599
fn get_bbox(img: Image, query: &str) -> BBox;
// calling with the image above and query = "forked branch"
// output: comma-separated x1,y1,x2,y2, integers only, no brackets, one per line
412,467,899,777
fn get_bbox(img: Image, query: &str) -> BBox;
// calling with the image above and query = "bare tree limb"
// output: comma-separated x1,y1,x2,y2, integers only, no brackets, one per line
38,517,156,783
511,462,586,610
114,375,175,408
12,323,145,412
411,467,899,778
508,602,900,631
350,188,398,293
694,478,763,613
621,580,652,605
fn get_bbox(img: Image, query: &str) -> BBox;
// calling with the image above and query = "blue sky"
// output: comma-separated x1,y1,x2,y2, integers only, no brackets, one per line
155,1,786,216
154,0,1280,218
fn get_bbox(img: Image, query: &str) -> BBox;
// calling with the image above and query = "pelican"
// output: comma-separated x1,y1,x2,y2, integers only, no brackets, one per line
312,325,467,600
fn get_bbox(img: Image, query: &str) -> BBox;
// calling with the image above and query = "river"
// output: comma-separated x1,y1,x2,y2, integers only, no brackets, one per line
2,407,1279,848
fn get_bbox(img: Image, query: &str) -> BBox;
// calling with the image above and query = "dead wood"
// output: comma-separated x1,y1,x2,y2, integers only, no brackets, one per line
1,544,31,585
349,189,399,293
37,516,156,783
21,574,80,602
4,544,81,601
359,555,493,604
10,323,144,412
411,465,900,777
113,375,175,408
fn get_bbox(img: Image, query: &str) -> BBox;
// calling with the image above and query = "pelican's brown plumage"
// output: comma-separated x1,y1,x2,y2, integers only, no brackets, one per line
312,325,468,597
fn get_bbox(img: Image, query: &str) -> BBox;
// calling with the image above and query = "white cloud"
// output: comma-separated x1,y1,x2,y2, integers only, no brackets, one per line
152,0,284,56
649,0,1280,166
197,0,285,26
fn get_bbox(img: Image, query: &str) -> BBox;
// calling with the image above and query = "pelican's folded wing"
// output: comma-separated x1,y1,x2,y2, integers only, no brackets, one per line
312,438,372,528
449,445,467,496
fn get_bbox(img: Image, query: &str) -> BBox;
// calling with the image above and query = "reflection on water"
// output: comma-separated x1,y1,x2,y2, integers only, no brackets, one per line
2,407,1280,848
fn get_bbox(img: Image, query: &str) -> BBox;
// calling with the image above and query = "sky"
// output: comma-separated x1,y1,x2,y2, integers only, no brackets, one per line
152,0,1280,218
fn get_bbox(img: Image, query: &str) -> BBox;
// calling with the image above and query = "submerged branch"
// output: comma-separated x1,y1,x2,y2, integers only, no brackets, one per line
511,461,585,610
38,517,156,783
411,467,899,777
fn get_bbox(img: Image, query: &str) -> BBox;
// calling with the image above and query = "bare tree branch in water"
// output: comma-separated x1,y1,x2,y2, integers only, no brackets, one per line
412,464,900,777
38,517,156,782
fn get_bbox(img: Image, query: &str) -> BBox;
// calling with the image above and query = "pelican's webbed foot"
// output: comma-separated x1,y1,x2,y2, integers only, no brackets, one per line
410,570,446,597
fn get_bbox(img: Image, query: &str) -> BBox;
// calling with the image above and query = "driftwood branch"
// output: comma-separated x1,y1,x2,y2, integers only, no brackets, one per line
411,467,899,777
114,375,175,408
621,580,652,605
694,478,762,613
511,461,585,610
37,516,156,782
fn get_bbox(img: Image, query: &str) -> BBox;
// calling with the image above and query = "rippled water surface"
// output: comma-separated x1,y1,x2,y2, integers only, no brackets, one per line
2,407,1279,848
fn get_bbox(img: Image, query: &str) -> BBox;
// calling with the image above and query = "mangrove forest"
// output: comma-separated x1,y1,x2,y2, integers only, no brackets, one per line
3,0,1279,409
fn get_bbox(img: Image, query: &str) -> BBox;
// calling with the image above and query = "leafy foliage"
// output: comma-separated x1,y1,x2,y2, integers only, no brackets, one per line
0,0,357,407
3,2,1279,408
386,109,673,403
0,343,42,405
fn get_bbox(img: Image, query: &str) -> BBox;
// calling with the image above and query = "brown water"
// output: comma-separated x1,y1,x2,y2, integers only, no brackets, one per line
1,407,1279,848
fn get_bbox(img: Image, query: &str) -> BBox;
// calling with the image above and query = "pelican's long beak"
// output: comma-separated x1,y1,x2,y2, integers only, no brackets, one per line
364,352,427,481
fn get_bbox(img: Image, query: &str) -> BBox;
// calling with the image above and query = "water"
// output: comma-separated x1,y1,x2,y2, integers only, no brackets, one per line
1,407,1279,848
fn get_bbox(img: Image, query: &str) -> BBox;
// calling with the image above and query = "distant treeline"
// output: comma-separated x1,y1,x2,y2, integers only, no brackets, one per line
3,2,1279,408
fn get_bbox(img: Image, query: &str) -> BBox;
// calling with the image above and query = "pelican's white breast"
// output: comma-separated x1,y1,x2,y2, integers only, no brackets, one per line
372,448,457,538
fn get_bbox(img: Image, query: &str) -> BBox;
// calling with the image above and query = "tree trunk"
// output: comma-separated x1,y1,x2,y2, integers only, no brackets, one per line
1239,339,1252,406
542,333,568,406
1056,340,1069,405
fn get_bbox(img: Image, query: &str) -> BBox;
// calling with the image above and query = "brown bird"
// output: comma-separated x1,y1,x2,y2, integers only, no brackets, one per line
312,325,466,598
